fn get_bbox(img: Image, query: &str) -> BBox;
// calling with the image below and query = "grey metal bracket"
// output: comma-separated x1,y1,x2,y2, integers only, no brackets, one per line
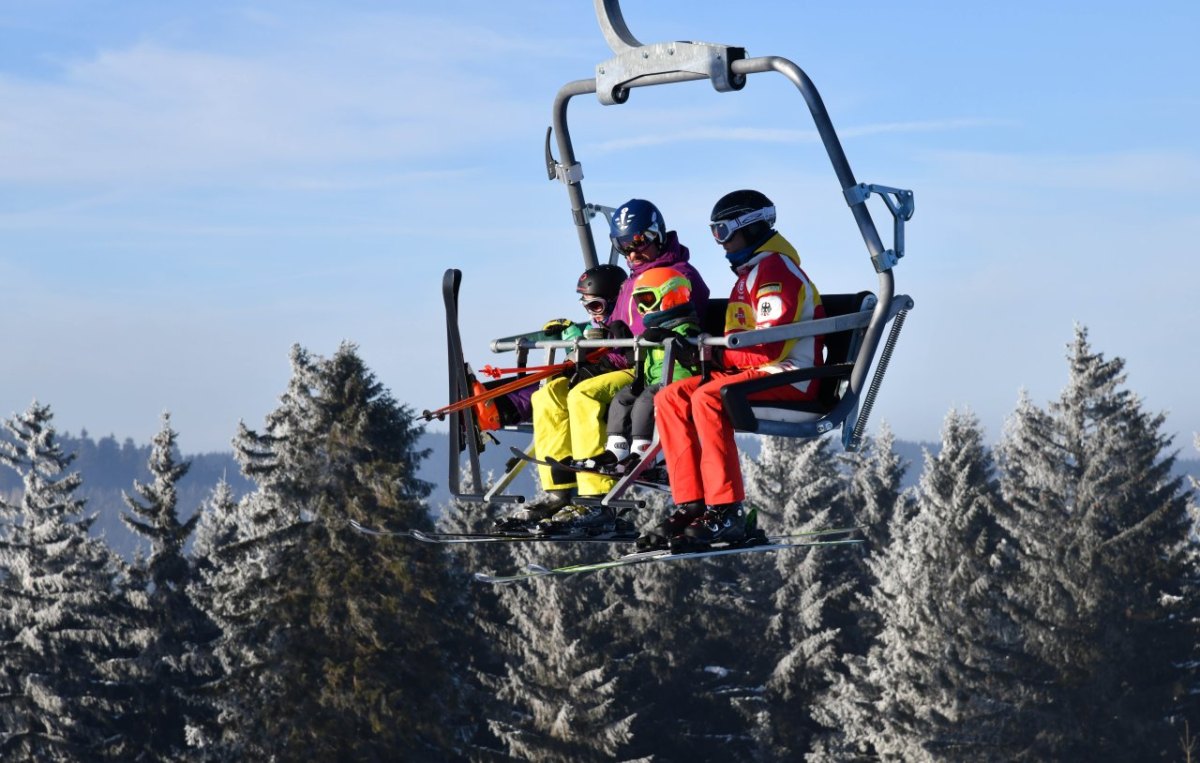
843,183,915,273
596,41,746,106
544,126,584,186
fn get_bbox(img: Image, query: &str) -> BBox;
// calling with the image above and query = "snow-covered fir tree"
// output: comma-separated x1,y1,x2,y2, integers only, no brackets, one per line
473,487,636,762
998,327,1197,758
814,410,1027,761
119,413,216,760
1186,436,1200,739
602,487,774,761
742,435,858,758
837,425,911,655
192,343,461,760
0,402,135,760
429,480,529,759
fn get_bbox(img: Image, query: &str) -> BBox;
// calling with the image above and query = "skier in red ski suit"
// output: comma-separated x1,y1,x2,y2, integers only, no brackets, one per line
641,189,824,550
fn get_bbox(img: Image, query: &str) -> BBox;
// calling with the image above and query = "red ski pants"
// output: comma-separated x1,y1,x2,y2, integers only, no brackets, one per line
654,368,814,506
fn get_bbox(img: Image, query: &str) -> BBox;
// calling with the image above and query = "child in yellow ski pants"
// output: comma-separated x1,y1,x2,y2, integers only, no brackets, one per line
531,368,635,497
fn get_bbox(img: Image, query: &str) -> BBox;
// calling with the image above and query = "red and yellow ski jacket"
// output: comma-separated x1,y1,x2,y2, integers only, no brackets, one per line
721,232,825,395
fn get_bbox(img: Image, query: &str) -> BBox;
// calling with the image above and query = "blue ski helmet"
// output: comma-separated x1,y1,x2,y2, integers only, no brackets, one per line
609,199,666,254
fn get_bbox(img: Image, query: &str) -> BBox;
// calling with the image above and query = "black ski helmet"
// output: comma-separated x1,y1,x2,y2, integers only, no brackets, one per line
609,199,666,252
710,189,776,244
576,264,627,301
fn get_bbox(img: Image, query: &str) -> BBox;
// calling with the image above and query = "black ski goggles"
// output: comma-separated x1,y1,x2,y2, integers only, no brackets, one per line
612,231,658,255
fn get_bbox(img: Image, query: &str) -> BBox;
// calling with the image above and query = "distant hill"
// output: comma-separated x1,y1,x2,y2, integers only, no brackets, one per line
0,431,254,560
2,429,1195,559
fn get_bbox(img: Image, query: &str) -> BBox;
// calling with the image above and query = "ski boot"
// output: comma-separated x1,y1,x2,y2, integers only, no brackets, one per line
537,501,631,537
471,379,521,432
636,500,705,551
673,502,747,551
471,379,502,431
579,450,620,472
494,490,571,532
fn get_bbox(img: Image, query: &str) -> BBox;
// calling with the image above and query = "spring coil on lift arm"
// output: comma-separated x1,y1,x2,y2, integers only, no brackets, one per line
848,309,908,451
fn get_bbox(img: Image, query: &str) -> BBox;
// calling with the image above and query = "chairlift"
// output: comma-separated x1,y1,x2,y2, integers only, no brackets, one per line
436,0,914,508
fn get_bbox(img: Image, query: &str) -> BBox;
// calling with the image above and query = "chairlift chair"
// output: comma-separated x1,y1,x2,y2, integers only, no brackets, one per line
441,0,914,506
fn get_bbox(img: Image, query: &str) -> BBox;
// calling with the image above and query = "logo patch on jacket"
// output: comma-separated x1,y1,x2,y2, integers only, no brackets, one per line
727,301,752,330
756,282,783,297
757,295,783,322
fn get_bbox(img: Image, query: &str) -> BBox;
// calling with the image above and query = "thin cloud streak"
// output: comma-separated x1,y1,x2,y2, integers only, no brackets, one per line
588,117,1010,152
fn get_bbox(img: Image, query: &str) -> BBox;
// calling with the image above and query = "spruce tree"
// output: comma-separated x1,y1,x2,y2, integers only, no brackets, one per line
838,425,911,656
814,410,1027,761
740,435,858,758
467,481,637,762
607,488,773,761
119,414,216,759
0,402,134,760
194,343,459,760
998,327,1197,758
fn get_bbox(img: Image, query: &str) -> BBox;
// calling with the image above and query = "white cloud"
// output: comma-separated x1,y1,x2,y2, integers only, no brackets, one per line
0,12,557,188
587,116,1009,152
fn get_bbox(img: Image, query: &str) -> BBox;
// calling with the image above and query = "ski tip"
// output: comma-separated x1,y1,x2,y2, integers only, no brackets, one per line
349,519,414,538
349,519,383,535
473,572,511,585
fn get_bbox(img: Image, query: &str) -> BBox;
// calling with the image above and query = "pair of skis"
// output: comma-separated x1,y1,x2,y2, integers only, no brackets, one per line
348,519,636,544
349,519,863,584
474,531,863,584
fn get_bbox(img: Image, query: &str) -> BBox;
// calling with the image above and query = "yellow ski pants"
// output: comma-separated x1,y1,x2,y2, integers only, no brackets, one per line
530,368,635,496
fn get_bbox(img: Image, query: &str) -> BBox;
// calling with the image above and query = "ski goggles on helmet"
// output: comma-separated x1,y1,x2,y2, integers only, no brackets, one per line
580,295,609,315
612,231,659,256
632,274,691,314
710,206,776,243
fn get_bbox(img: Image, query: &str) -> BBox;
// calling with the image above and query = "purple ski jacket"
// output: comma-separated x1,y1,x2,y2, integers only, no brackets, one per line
610,231,710,336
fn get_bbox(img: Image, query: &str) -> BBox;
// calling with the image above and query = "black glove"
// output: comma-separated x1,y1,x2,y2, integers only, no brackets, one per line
569,357,616,387
666,336,700,369
607,320,633,340
640,326,673,344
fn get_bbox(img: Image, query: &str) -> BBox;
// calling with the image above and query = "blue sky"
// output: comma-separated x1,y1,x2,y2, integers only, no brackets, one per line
3,0,1198,455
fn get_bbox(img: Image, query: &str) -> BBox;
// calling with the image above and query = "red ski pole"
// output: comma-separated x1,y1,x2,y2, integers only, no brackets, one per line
421,347,610,421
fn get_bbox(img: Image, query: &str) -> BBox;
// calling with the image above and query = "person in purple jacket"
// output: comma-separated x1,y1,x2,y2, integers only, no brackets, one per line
503,199,710,535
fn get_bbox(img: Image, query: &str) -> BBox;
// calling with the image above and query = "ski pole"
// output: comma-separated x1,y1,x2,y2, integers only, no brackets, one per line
421,347,610,421
479,361,573,379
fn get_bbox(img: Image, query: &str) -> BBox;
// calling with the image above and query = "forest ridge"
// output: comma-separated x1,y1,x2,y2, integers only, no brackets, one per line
0,328,1197,759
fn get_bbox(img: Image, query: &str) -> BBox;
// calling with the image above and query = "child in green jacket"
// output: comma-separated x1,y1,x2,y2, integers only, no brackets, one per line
588,266,701,474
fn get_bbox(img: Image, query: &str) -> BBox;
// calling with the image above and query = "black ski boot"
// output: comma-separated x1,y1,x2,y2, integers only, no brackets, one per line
580,450,621,472
537,503,624,537
494,490,571,532
674,502,747,550
636,500,705,551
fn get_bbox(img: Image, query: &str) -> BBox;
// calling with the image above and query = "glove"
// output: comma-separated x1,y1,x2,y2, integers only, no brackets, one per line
607,320,633,340
711,345,726,369
569,357,616,387
583,326,608,341
666,336,700,369
640,326,673,344
543,318,573,336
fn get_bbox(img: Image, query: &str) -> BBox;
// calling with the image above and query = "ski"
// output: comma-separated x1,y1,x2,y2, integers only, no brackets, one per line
348,519,637,544
474,534,864,584
411,528,637,544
